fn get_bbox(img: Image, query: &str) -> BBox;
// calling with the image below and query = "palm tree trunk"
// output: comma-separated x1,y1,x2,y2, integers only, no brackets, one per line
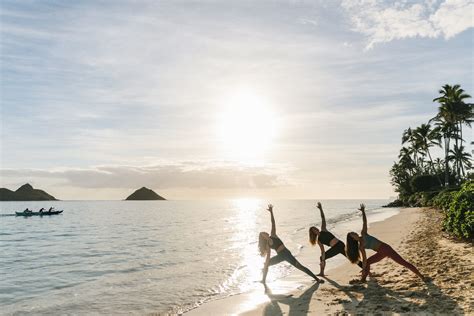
427,150,442,186
444,136,450,186
459,122,463,180
460,160,465,178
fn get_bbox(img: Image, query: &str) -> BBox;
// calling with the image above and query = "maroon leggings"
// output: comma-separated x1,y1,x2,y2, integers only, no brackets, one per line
362,243,421,279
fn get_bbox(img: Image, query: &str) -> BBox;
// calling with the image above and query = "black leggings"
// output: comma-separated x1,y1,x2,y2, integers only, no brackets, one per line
269,248,319,280
321,241,363,268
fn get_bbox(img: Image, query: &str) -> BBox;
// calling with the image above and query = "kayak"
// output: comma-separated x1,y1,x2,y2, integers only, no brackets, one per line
15,210,63,217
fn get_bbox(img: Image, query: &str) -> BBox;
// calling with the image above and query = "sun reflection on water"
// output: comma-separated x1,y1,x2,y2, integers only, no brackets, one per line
231,198,262,212
225,198,295,314
230,198,265,292
212,197,291,310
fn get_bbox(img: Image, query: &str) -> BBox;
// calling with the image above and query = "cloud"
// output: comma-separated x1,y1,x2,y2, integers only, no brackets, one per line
341,0,473,48
1,1,472,200
0,161,291,190
430,0,474,38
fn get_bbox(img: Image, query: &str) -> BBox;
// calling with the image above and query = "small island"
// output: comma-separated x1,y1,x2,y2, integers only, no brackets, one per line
125,187,166,200
0,183,57,201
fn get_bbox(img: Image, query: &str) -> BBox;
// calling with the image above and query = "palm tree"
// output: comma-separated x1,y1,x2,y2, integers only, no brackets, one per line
434,158,444,174
431,119,457,185
447,145,472,179
390,161,413,200
398,147,416,176
432,84,472,185
433,85,472,144
401,127,413,145
413,123,442,184
401,127,423,170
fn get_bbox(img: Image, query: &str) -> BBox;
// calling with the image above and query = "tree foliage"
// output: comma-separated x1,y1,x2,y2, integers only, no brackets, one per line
390,84,473,205
389,85,473,239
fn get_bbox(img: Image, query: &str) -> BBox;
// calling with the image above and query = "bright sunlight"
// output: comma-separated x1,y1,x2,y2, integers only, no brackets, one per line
217,90,277,164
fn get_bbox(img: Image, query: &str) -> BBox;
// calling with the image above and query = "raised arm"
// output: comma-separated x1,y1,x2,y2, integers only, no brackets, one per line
267,204,276,236
359,203,367,235
317,202,327,231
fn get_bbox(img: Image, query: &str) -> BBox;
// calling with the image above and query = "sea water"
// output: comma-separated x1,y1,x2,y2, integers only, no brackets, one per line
0,199,394,314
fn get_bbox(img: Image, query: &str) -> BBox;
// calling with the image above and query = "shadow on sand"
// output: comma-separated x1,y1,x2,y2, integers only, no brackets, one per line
261,282,320,316
323,275,462,314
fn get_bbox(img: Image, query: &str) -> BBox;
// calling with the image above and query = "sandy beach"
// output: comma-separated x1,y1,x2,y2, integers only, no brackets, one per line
187,208,473,315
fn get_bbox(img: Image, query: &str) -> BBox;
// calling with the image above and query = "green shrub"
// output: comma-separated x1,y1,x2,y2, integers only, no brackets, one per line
420,190,440,206
410,174,442,192
432,189,456,210
408,193,421,207
443,181,474,239
407,191,439,207
383,199,404,207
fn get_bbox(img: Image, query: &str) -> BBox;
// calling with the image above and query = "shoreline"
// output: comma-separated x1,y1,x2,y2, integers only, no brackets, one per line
186,208,473,315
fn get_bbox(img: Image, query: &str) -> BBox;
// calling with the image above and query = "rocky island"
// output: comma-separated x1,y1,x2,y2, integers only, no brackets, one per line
125,187,166,200
0,183,57,201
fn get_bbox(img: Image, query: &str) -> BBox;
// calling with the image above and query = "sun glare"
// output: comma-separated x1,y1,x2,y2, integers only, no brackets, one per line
217,91,277,164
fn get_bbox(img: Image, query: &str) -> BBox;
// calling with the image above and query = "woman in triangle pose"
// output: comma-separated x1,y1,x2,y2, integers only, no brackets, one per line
259,204,323,284
346,204,425,282
309,202,362,276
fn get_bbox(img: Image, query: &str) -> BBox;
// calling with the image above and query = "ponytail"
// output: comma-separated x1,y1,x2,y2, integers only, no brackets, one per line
309,227,318,245
258,232,269,256
346,233,360,263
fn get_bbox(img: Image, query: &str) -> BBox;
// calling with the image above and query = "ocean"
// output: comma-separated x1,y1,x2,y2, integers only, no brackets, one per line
0,199,395,314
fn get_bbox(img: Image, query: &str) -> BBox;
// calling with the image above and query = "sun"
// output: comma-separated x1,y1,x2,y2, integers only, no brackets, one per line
217,91,277,164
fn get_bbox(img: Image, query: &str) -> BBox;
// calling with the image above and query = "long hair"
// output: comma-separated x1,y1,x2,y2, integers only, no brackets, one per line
309,227,318,245
346,233,360,263
258,232,269,257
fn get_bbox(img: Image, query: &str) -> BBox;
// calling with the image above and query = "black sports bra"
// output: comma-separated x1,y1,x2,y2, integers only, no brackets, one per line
270,236,284,250
319,231,336,246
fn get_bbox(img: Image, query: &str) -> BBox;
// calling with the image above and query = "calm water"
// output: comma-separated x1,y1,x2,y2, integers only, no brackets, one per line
0,199,390,314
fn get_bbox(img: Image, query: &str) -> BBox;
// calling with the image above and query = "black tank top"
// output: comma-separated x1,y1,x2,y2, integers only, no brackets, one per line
319,231,336,246
270,236,284,250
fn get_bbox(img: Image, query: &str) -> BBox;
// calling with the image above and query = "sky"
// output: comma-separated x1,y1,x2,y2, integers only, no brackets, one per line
0,0,473,200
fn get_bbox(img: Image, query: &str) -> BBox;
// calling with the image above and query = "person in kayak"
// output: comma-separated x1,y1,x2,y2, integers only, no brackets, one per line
24,208,32,213
48,207,54,212
309,202,363,276
39,208,45,213
259,204,323,284
346,204,425,282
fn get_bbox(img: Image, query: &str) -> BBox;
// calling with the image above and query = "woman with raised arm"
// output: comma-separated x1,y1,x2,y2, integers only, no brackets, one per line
259,204,323,284
309,202,362,276
346,204,425,282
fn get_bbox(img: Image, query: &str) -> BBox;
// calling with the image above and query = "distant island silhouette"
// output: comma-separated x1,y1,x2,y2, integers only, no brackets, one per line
125,187,166,200
0,183,57,201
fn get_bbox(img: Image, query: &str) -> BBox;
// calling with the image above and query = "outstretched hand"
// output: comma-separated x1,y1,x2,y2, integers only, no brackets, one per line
267,204,273,212
316,202,322,210
358,203,365,212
